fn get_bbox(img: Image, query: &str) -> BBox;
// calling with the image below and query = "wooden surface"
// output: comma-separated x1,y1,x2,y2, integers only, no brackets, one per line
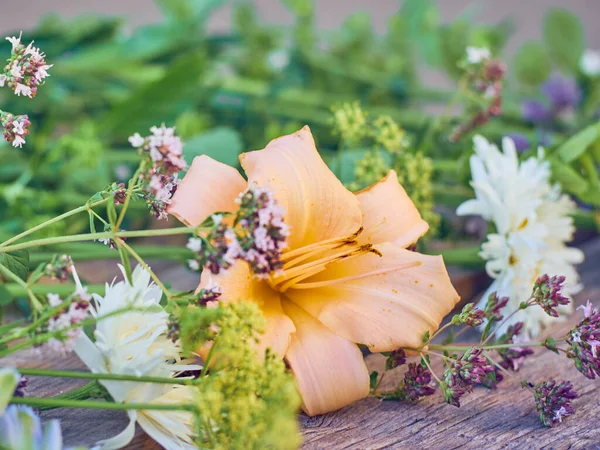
2,240,600,449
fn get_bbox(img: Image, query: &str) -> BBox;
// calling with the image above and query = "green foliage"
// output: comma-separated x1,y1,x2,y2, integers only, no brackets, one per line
182,127,244,169
543,9,585,73
514,42,552,86
0,250,30,281
439,20,470,79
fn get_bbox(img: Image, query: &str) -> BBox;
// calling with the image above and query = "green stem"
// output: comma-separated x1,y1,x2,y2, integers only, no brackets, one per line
11,396,196,412
116,238,172,299
0,198,109,248
429,342,545,352
0,263,42,312
37,380,107,411
17,368,198,386
116,164,144,229
0,226,200,253
439,246,483,267
4,283,105,297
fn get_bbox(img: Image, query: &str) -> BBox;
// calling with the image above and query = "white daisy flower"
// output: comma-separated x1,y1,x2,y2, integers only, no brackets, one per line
73,264,200,450
580,49,600,77
458,135,584,337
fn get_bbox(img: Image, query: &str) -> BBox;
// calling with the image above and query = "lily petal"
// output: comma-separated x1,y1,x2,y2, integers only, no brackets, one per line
93,411,137,450
287,243,460,352
281,299,370,416
356,170,429,248
240,126,362,250
168,155,246,226
198,265,295,358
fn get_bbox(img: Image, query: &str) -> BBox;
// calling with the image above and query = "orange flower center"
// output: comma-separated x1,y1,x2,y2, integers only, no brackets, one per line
267,227,384,292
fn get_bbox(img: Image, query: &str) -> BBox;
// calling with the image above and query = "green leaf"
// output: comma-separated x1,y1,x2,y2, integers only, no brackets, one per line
155,0,225,24
557,122,600,162
543,9,584,72
548,157,589,196
543,337,559,354
101,52,206,138
369,371,379,390
182,127,244,169
438,20,470,79
399,0,441,66
514,41,552,86
0,285,12,306
0,250,30,281
0,368,19,414
421,330,430,344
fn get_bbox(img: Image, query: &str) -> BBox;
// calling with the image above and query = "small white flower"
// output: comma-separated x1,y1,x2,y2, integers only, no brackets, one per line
47,293,62,307
466,46,490,64
35,64,52,81
128,132,145,148
5,32,22,52
150,146,163,162
186,237,202,252
187,259,200,271
12,136,25,148
580,49,600,77
14,83,31,97
267,49,290,70
12,120,24,135
211,214,223,226
0,74,6,87
553,406,568,423
577,300,596,318
9,64,21,79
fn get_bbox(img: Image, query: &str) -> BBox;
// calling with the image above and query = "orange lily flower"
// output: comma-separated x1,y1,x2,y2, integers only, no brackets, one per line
169,126,460,416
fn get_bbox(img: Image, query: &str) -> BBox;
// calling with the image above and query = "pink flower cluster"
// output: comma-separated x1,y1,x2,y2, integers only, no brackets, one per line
0,111,30,148
128,125,186,219
0,33,52,98
186,187,290,278
41,289,91,354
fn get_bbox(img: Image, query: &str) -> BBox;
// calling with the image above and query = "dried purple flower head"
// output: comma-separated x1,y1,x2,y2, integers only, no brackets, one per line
234,186,290,278
192,282,222,307
567,301,600,379
452,302,485,327
402,362,436,401
13,376,28,397
201,223,242,275
533,380,578,427
541,74,581,111
484,292,509,322
1,33,52,98
506,133,529,152
385,348,407,370
443,347,495,407
112,182,127,205
0,111,30,148
531,275,570,317
43,254,73,281
167,314,180,343
521,100,551,124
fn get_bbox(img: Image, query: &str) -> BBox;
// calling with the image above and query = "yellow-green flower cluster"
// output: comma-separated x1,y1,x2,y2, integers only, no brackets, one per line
347,149,390,192
331,102,368,144
371,115,407,154
396,152,440,237
181,302,301,450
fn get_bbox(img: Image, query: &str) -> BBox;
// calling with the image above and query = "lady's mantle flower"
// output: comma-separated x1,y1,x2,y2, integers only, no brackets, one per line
0,405,68,450
168,126,460,415
73,265,200,449
1,33,52,98
566,300,600,379
128,125,186,220
457,135,584,337
533,380,578,427
0,111,30,148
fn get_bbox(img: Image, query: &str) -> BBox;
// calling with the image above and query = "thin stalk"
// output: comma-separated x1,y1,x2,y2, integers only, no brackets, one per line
37,380,106,411
420,353,442,385
0,226,200,253
116,164,144,229
116,238,172,299
11,396,196,412
429,342,545,352
29,245,191,265
18,368,198,386
0,263,42,312
0,198,109,248
4,283,105,297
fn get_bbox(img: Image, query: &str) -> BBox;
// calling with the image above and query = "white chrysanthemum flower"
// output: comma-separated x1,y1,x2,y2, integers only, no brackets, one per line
74,265,200,450
457,135,584,337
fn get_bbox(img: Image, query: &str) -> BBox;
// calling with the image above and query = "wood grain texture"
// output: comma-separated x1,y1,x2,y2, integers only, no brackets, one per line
2,240,599,449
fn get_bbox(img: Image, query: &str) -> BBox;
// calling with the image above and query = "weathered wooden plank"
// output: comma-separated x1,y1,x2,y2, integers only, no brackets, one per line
1,240,599,449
